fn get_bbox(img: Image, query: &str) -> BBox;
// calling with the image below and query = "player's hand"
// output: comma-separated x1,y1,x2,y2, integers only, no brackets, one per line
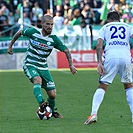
8,46,13,55
70,65,77,75
97,63,104,76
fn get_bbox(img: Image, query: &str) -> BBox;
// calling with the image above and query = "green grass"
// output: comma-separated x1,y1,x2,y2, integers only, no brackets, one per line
0,70,133,133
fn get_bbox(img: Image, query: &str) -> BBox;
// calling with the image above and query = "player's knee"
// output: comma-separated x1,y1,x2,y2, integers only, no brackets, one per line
33,76,42,84
50,92,56,99
50,95,56,100
124,83,133,89
47,90,56,99
98,83,108,91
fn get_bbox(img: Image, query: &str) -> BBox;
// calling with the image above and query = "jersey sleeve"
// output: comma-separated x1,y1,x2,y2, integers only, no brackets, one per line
98,26,105,40
52,35,67,51
21,28,34,38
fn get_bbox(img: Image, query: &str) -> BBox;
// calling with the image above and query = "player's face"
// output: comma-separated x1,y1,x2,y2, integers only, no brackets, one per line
42,19,54,35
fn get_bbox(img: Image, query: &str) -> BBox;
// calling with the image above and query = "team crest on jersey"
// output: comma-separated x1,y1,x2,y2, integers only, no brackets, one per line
32,70,37,74
47,42,51,45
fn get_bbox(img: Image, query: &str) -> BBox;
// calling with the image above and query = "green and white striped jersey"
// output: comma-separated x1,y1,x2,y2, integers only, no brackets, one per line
22,28,67,70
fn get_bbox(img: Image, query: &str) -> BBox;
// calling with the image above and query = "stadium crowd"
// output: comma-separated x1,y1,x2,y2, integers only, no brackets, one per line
0,0,132,36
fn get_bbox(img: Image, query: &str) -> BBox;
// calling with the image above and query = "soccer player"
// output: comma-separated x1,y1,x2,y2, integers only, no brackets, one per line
8,15,77,119
84,11,133,124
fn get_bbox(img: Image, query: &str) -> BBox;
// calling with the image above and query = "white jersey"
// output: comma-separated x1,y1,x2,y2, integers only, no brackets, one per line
98,22,133,61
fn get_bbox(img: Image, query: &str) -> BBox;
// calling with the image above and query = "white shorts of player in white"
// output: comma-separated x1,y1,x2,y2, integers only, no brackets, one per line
100,58,132,84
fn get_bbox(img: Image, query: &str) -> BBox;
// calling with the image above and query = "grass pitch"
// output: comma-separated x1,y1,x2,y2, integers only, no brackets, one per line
0,70,133,133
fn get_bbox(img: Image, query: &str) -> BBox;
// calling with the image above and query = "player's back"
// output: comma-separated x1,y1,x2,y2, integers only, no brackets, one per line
100,22,133,61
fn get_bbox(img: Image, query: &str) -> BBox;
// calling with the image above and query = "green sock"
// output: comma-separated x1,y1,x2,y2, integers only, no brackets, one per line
33,84,44,105
47,98,55,112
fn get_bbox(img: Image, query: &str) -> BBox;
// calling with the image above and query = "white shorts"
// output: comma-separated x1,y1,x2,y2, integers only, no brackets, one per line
99,58,132,84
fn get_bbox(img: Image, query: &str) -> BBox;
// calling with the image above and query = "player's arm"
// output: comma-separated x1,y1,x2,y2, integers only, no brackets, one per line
96,38,104,76
63,48,77,75
96,38,103,64
8,30,22,54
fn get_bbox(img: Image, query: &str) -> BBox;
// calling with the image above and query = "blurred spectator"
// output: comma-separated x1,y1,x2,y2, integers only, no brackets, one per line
2,17,13,36
70,8,86,28
129,5,133,23
18,11,31,29
77,0,94,9
63,0,71,18
94,0,102,8
53,11,64,29
44,8,53,16
23,0,32,20
90,0,102,23
107,0,118,12
0,2,10,17
120,0,126,5
13,9,21,33
0,11,7,31
90,0,102,24
9,0,21,14
76,0,102,24
0,11,13,36
14,9,20,23
121,11,130,23
45,0,51,14
81,3,94,45
8,12,15,25
63,8,72,25
85,0,101,8
0,0,132,37
8,11,17,36
29,0,37,8
81,4,95,24
2,0,11,11
36,14,43,28
39,0,49,14
121,3,130,23
54,4,64,17
31,2,43,24
63,0,70,6
114,2,123,17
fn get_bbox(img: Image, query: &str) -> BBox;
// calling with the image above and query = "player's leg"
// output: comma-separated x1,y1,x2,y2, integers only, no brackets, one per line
124,83,133,122
84,83,107,125
23,65,44,107
84,59,119,125
47,90,63,118
40,70,63,118
119,59,133,122
91,83,108,115
46,89,56,113
40,70,55,112
33,76,46,112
